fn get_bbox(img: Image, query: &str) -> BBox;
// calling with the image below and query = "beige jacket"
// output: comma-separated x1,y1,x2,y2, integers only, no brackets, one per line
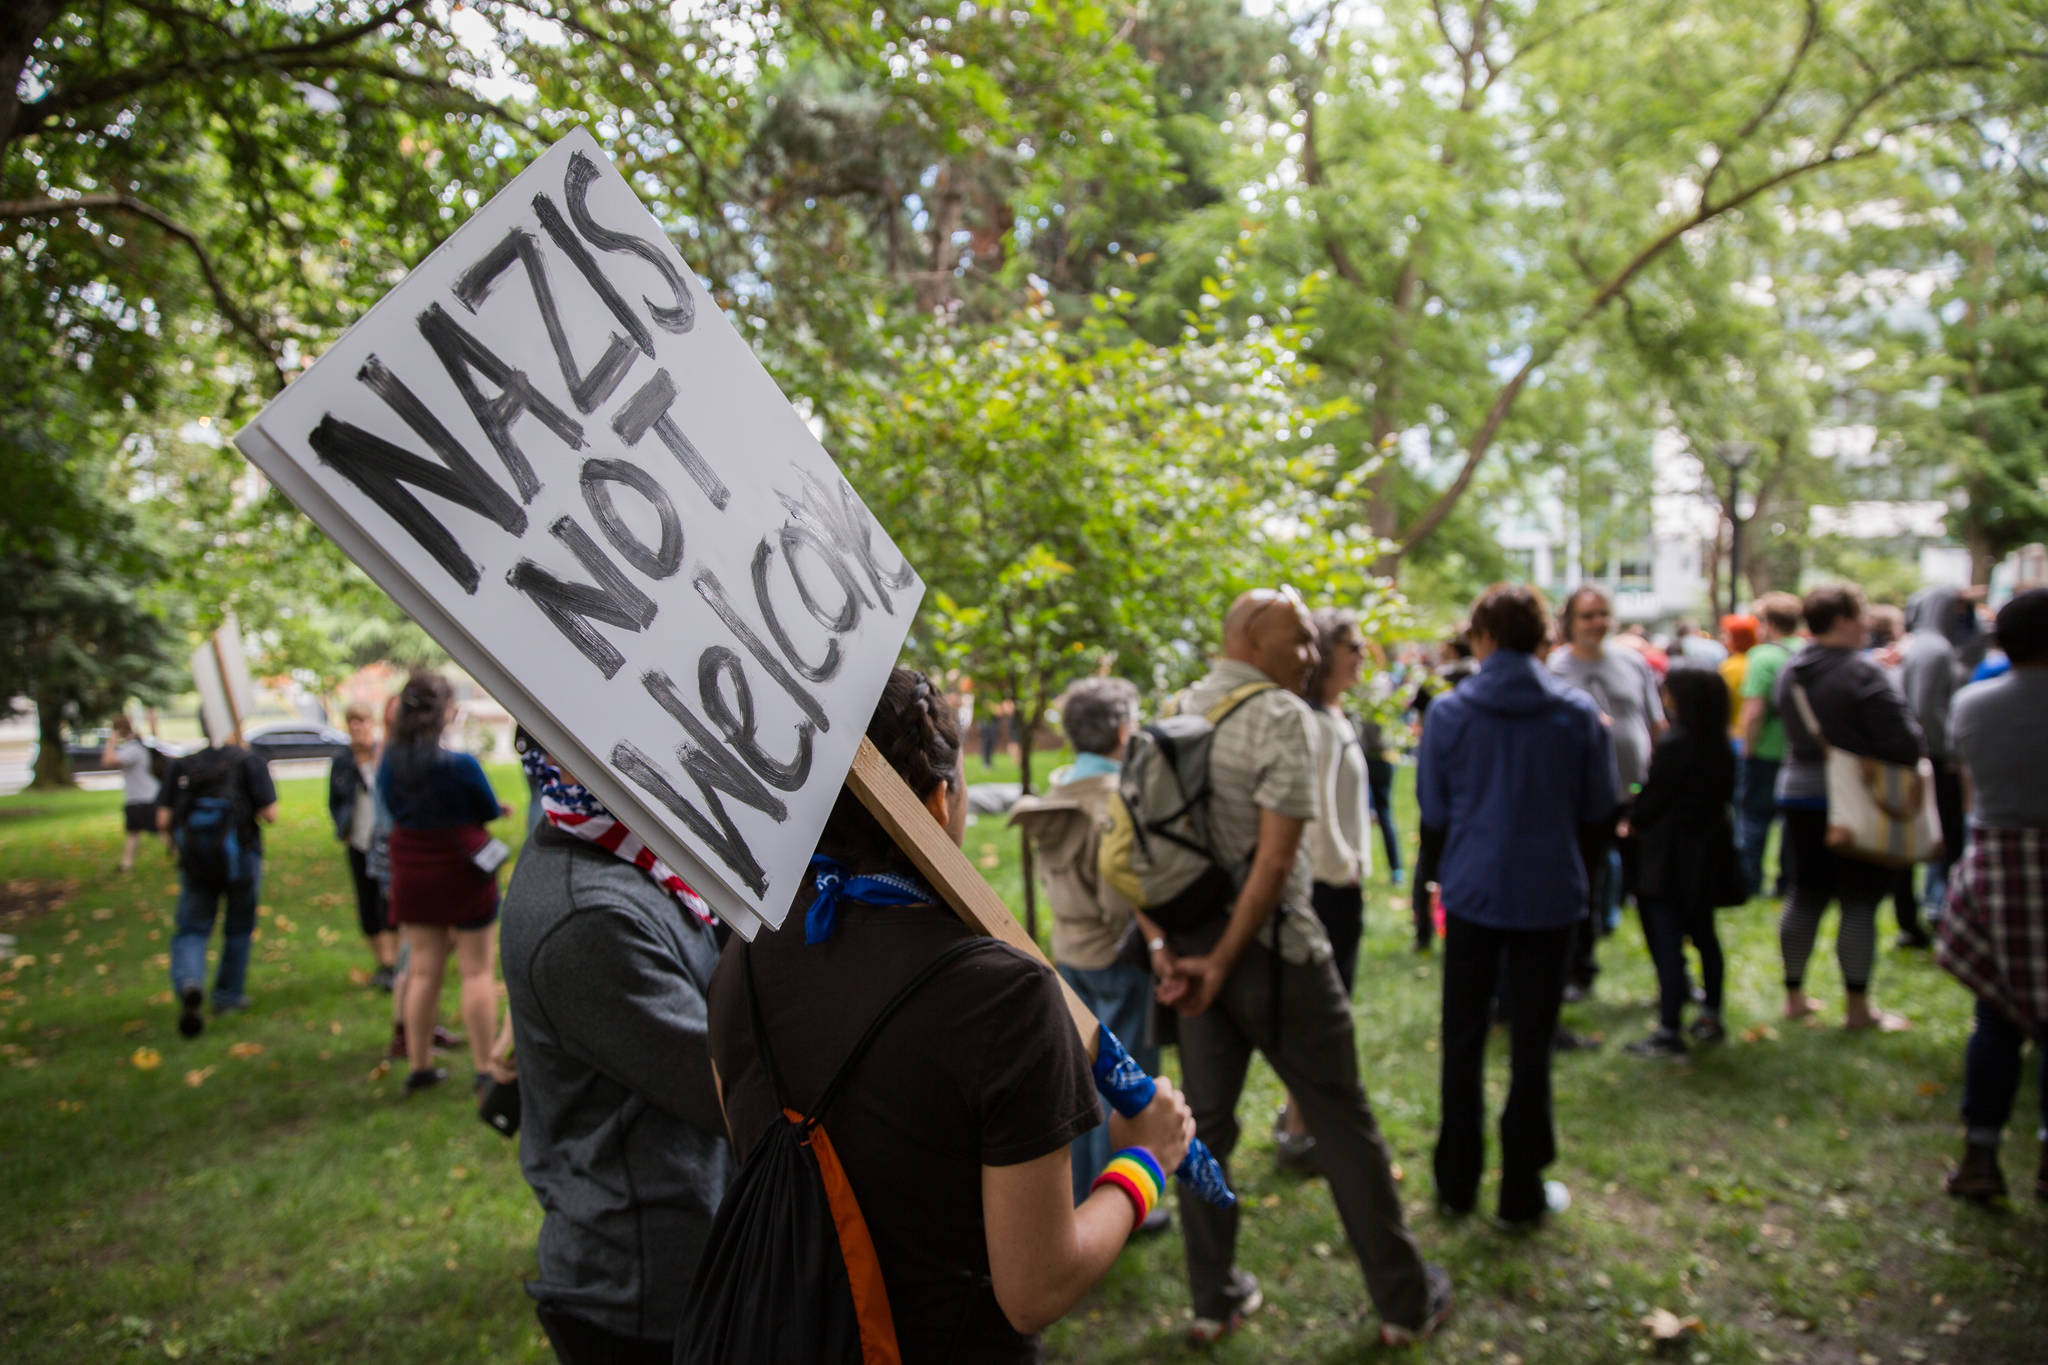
1009,769,1136,970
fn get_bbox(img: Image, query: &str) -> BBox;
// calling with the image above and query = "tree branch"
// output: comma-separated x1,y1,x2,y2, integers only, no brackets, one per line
0,191,286,392
1699,0,1819,203
13,1,414,137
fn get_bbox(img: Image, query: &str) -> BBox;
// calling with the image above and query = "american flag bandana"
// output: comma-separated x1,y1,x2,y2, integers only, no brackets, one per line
521,748,716,927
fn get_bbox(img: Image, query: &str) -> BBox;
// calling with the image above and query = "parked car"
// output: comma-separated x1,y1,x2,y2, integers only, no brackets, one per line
243,722,351,763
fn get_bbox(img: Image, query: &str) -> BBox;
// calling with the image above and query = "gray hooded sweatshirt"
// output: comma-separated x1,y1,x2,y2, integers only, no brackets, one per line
1900,586,1980,762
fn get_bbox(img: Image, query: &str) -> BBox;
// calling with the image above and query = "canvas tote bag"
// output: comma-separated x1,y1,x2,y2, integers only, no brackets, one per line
1788,683,1942,867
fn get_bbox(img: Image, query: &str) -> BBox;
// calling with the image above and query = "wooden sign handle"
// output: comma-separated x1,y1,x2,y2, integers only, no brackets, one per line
846,737,1101,1057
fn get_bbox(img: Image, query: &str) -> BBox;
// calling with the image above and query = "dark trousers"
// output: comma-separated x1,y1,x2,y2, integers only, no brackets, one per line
1567,805,1626,989
1961,997,2048,1142
534,1303,670,1365
1436,915,1572,1222
1638,897,1723,1033
1890,865,1925,941
1172,924,1429,1328
1311,881,1364,998
1366,758,1401,875
1738,757,1783,896
344,846,388,940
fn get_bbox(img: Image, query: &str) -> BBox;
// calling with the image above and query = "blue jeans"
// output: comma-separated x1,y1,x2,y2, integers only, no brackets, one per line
1057,959,1159,1203
1737,756,1782,896
171,856,263,1007
1961,996,2047,1145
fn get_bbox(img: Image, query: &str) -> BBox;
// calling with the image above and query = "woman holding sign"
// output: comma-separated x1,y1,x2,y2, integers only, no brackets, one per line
379,671,512,1094
704,668,1194,1362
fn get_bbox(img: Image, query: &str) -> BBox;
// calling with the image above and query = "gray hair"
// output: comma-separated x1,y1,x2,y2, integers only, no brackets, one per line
1060,677,1139,756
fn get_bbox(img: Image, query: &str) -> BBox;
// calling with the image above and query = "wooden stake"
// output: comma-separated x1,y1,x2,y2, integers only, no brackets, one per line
846,737,1100,1056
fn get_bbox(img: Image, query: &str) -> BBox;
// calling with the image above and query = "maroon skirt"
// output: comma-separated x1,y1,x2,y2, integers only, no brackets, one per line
387,825,499,929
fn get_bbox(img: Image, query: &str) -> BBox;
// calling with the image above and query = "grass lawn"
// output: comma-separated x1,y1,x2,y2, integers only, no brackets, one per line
1,763,2042,1363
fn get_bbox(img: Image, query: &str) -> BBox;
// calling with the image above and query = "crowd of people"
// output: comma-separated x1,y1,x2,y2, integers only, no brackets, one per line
135,576,2047,1363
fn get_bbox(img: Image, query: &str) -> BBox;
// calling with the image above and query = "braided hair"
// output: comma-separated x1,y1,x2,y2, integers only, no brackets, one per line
817,666,962,875
385,670,455,788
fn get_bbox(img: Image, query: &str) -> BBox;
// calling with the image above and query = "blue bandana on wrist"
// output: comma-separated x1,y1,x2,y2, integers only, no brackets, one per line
805,855,937,943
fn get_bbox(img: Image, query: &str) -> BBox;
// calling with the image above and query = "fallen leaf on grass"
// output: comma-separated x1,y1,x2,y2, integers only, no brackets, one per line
1741,1023,1777,1043
184,1067,214,1088
346,968,370,987
227,1042,263,1059
130,1046,162,1070
367,1060,391,1082
1640,1308,1703,1340
91,907,114,921
120,1019,146,1034
1916,1081,1946,1096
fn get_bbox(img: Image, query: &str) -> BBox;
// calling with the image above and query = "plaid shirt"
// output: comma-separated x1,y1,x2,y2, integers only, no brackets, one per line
1178,660,1331,966
1936,825,2048,1034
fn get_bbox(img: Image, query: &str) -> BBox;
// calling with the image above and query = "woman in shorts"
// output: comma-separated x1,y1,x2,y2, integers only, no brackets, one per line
104,716,161,874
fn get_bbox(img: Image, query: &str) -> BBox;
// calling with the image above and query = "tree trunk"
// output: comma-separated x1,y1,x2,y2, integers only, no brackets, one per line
0,0,66,161
30,692,74,789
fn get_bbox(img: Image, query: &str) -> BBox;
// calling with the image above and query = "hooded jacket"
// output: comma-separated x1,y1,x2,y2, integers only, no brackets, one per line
1416,650,1618,931
1899,586,1975,761
1008,767,1134,970
1774,644,1925,784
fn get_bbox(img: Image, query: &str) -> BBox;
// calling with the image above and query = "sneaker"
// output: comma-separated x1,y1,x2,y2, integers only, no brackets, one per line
1552,1026,1602,1053
1390,868,1407,887
1380,1263,1454,1347
404,1066,449,1095
1274,1129,1319,1174
476,1075,521,1138
1624,1030,1689,1059
177,985,205,1039
432,1024,462,1049
211,995,250,1017
1189,1269,1262,1345
1944,1143,2006,1201
369,966,396,992
1497,1179,1572,1232
1895,931,1933,950
1687,1015,1727,1044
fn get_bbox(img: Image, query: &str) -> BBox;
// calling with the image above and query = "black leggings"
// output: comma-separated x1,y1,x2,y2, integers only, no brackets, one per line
344,846,388,940
1778,808,1889,994
1311,881,1364,998
1638,897,1723,1033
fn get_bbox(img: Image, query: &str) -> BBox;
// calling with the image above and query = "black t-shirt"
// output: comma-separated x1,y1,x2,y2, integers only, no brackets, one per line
156,747,278,858
708,899,1098,1364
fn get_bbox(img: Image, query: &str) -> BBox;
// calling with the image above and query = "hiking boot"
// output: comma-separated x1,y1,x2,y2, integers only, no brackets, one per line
1189,1269,1262,1345
176,985,205,1039
1943,1143,2006,1201
1625,1029,1689,1059
1380,1263,1454,1347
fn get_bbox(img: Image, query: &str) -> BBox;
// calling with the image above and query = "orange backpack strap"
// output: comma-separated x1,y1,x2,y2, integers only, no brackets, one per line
791,1111,902,1365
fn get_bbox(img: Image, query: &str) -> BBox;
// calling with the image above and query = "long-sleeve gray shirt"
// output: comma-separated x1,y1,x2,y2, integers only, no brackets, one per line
500,822,731,1342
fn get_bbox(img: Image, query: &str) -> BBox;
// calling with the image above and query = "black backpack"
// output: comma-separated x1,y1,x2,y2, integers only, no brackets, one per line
675,937,983,1365
172,748,251,889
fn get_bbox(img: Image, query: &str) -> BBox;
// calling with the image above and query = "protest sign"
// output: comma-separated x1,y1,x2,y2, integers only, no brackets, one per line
191,616,255,744
234,127,922,938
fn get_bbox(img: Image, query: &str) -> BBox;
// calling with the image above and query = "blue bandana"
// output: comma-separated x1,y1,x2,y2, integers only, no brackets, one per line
805,855,937,943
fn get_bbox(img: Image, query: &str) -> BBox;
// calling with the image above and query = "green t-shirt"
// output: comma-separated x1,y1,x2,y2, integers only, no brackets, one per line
1740,640,1795,761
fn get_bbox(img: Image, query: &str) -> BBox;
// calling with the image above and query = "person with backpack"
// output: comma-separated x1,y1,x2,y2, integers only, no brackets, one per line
105,714,165,875
1007,675,1170,1230
700,668,1194,1364
1143,589,1451,1347
155,734,278,1038
1622,669,1747,1058
499,743,730,1364
1418,583,1616,1228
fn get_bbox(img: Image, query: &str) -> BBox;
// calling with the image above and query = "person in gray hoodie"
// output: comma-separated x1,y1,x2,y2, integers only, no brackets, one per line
1898,585,1983,942
500,751,730,1365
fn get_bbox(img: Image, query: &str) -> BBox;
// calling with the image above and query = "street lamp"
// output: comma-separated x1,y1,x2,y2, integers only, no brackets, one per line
1718,441,1756,618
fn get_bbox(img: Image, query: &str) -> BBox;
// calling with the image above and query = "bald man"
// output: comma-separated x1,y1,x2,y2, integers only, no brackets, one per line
1144,589,1451,1346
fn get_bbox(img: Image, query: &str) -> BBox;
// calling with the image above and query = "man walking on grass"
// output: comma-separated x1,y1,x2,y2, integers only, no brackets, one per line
1151,588,1452,1347
1420,583,1617,1228
157,738,277,1038
1738,592,1803,898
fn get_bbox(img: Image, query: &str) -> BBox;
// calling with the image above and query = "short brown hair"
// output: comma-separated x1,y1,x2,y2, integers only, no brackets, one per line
1802,584,1865,637
1560,585,1611,637
1470,583,1550,654
1755,591,1802,636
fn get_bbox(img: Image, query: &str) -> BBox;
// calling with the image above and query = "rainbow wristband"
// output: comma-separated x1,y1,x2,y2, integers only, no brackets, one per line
1092,1146,1166,1233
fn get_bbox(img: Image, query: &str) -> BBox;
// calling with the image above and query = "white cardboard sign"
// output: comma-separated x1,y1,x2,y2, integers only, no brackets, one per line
191,615,255,743
233,127,923,938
